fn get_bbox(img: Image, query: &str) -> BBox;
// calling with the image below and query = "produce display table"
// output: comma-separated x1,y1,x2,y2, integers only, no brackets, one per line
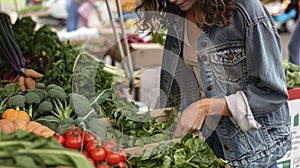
288,87,300,101
57,27,101,44
277,87,300,168
2,8,298,167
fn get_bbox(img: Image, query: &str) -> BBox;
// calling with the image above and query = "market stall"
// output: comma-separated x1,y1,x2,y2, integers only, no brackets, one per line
0,1,228,168
273,59,300,168
277,87,300,168
2,0,300,167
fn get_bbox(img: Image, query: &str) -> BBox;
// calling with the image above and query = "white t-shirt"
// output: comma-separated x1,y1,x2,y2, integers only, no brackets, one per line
183,19,204,98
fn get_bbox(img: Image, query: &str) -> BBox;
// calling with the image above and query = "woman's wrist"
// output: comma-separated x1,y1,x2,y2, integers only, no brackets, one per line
201,98,231,116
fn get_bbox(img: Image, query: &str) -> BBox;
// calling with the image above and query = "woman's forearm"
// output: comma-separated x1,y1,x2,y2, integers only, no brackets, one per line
200,98,232,117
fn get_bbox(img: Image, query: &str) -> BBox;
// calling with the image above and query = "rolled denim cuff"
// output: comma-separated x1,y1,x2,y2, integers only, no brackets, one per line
225,91,261,131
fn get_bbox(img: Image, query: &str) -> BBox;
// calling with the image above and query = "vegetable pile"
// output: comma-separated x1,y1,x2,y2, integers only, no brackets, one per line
128,134,227,168
12,16,61,73
103,103,178,148
1,16,113,96
283,58,300,88
0,13,44,92
10,17,113,97
0,129,94,168
0,14,230,168
0,83,110,140
55,126,128,168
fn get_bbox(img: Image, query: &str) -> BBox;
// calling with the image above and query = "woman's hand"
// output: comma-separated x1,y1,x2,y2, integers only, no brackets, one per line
173,99,209,137
173,98,230,137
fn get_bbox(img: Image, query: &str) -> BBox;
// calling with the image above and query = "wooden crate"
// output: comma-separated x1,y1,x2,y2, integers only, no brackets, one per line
124,138,181,155
99,107,178,126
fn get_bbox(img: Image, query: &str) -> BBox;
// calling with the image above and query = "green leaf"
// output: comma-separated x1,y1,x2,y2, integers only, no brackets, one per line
15,155,44,168
35,116,60,131
140,148,155,161
69,93,92,117
3,83,20,96
173,148,186,166
134,139,145,147
86,117,107,137
91,89,112,106
56,118,75,135
162,155,172,168
15,148,94,168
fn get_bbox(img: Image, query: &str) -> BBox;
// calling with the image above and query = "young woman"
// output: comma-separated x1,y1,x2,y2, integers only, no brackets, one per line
135,0,291,167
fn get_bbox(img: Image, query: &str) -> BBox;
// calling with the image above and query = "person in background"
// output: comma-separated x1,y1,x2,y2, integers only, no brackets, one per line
66,0,80,32
135,0,291,167
26,0,31,5
288,0,300,66
78,0,101,28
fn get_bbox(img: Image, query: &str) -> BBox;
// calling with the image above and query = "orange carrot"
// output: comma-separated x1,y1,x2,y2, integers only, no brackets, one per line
25,77,36,90
17,76,26,92
23,69,44,79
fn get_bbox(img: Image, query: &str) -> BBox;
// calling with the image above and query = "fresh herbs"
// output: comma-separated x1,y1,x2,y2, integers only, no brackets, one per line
128,134,228,168
40,42,114,99
97,92,177,148
12,17,61,73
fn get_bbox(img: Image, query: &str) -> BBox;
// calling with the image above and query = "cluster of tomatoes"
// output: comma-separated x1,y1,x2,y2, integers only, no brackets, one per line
55,126,127,168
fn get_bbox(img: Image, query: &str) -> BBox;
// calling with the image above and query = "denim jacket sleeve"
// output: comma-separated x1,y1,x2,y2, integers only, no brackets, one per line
241,5,288,116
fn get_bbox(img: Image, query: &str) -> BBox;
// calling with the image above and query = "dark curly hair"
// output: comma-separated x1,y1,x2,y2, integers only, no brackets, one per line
135,0,236,32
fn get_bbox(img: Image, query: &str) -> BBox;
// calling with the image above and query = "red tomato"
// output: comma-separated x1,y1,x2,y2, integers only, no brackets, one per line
84,132,95,145
97,161,108,166
64,129,73,137
64,127,82,138
85,140,97,153
97,165,110,168
55,134,65,146
87,157,95,166
65,133,82,150
101,141,113,152
116,162,127,168
90,147,106,162
119,148,127,162
106,152,122,165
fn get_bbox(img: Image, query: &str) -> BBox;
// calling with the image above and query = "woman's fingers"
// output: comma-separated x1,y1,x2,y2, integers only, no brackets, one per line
195,110,207,129
173,123,190,138
192,115,206,131
173,114,195,137
173,100,209,137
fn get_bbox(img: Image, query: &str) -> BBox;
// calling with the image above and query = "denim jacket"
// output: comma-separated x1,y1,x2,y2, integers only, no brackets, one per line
160,0,291,167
